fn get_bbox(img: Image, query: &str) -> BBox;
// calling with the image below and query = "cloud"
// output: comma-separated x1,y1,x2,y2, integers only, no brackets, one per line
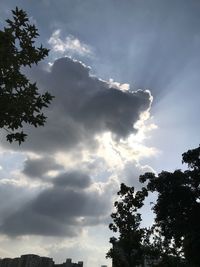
2,57,152,154
120,161,155,189
0,172,117,237
0,182,38,225
48,30,93,57
0,56,155,240
23,157,63,178
53,171,91,189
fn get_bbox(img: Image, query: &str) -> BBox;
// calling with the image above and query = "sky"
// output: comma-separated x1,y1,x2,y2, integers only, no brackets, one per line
0,0,200,266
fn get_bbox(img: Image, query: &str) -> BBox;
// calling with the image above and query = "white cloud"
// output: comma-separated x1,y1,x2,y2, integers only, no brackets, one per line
108,78,130,92
48,30,93,57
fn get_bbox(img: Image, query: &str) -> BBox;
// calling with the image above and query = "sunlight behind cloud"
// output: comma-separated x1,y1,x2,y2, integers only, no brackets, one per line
95,108,158,169
1,1,200,266
108,78,130,91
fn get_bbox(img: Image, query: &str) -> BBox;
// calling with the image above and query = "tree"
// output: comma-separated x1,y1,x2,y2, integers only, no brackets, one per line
0,7,53,144
106,184,185,267
106,183,150,267
140,145,200,266
107,147,200,266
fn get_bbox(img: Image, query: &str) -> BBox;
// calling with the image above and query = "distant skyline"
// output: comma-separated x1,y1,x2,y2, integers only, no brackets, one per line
0,1,200,267
0,254,83,267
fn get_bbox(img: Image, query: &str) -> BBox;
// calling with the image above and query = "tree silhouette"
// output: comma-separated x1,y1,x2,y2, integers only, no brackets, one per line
0,7,53,144
107,146,200,266
106,183,150,267
140,145,200,266
107,184,185,267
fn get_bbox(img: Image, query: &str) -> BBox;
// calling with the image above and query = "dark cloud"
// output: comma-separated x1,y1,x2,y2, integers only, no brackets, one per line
0,182,38,225
77,87,150,138
23,157,63,178
0,172,115,237
2,57,151,153
53,171,91,189
0,207,79,237
0,57,151,237
32,187,107,219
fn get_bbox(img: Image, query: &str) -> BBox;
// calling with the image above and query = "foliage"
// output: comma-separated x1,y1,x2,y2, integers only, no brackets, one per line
106,183,151,267
140,145,200,266
0,7,53,144
108,146,200,266
106,184,184,266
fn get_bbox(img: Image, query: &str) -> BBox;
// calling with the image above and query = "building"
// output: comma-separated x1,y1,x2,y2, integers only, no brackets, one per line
0,255,82,267
40,256,54,267
0,258,13,267
55,258,83,267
